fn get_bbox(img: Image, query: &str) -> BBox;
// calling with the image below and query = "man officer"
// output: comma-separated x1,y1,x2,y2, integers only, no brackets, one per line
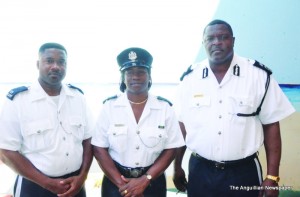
0,42,93,197
173,19,295,197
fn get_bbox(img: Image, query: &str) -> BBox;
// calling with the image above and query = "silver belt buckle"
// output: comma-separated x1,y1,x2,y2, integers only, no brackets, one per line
130,169,141,178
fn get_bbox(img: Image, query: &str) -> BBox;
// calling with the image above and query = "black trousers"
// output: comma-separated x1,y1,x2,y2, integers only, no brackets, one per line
101,173,166,197
187,154,263,197
13,170,86,197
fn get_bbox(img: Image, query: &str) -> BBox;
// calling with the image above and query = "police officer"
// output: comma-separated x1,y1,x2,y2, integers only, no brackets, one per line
92,47,185,197
173,20,295,197
0,43,93,197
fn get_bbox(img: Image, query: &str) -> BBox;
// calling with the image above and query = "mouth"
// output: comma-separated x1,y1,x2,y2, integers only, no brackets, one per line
130,83,143,87
49,72,61,78
211,48,223,54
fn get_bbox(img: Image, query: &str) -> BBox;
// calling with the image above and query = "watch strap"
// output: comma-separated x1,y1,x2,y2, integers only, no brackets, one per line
266,175,280,183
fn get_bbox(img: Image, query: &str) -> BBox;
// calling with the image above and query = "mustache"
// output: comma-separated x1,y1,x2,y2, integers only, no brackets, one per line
48,71,62,76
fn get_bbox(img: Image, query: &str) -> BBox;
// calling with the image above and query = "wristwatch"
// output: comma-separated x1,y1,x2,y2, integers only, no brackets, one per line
145,173,152,181
266,175,280,183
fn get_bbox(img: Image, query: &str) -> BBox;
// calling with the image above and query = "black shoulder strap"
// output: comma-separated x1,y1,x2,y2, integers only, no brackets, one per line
7,86,29,100
67,84,84,94
157,96,173,106
103,95,118,104
253,60,272,76
237,60,272,117
180,65,193,81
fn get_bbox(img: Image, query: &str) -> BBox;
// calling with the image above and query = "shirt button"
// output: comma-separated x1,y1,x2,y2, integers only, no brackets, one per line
218,131,222,135
219,100,222,103
66,153,69,156
136,131,140,134
37,130,41,134
135,162,139,166
219,115,222,119
63,137,66,141
136,146,140,150
113,132,116,136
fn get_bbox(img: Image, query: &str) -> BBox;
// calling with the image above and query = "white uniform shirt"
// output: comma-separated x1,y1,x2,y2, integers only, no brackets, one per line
92,93,185,168
0,81,93,176
176,54,295,161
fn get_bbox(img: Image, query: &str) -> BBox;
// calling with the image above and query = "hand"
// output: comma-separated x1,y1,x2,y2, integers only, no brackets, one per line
43,178,70,195
258,179,279,197
57,175,85,197
173,167,187,192
119,175,149,197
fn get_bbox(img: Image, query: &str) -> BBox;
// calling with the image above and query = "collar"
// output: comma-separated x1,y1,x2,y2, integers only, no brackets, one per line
114,93,162,110
200,54,244,79
29,81,74,102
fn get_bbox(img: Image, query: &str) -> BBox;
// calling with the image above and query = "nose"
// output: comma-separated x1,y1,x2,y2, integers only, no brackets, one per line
50,62,60,70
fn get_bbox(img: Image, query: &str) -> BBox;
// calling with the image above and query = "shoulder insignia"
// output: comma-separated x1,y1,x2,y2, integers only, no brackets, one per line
67,84,84,94
253,60,272,75
180,65,193,81
103,95,118,104
157,96,173,106
6,86,29,100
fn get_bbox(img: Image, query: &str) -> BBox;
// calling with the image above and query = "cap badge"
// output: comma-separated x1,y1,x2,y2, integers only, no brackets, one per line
128,51,137,61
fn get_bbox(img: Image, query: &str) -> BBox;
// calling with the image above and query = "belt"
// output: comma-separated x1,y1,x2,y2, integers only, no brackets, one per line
114,161,151,178
192,153,257,170
49,169,81,179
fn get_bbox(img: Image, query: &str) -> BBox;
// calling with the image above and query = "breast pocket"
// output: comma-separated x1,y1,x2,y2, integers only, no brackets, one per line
228,95,255,115
139,127,167,152
228,95,255,130
23,119,53,151
68,116,85,142
108,125,128,153
186,96,211,127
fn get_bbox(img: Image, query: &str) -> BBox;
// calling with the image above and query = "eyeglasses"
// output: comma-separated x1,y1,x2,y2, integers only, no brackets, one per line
125,70,147,77
203,34,232,44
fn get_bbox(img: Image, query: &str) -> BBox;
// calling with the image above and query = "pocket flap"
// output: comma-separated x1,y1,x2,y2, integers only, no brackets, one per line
24,119,52,136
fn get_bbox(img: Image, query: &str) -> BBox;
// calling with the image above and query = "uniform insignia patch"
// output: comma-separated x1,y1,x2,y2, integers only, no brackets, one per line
103,95,118,104
202,67,209,78
157,96,172,106
67,84,84,94
6,86,29,100
233,64,240,76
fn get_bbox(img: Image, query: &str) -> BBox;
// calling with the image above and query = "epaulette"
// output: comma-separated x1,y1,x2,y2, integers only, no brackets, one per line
180,65,193,81
237,60,272,117
103,95,118,104
6,86,29,100
253,60,272,75
157,96,172,106
67,84,84,94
